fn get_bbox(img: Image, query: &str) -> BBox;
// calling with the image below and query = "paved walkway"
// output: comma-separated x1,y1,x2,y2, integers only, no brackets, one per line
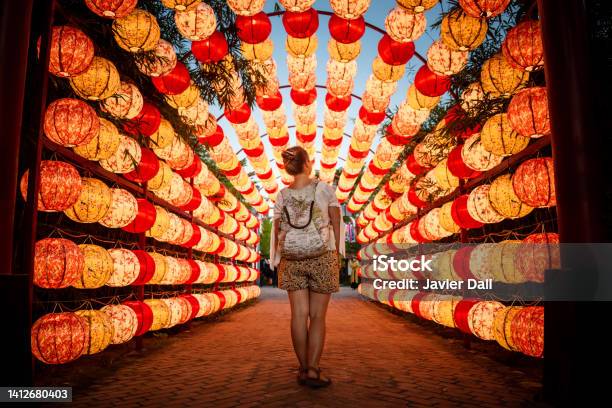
66,287,543,407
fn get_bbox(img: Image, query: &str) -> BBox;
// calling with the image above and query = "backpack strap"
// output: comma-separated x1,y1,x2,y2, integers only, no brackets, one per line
282,181,318,230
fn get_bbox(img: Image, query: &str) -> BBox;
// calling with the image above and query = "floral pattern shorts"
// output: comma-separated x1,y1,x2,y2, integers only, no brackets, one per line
278,251,339,294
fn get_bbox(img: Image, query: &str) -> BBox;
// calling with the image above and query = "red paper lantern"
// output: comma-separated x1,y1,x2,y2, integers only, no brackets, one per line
191,31,229,63
44,98,99,147
122,199,157,233
515,233,559,283
175,156,202,179
414,65,451,97
31,312,88,364
182,223,202,248
459,0,511,18
502,20,544,72
84,0,137,18
512,157,556,207
180,294,200,320
510,306,544,357
325,93,352,112
236,12,271,44
34,238,84,289
507,87,550,138
123,102,161,136
451,194,483,229
269,135,290,147
181,186,202,212
47,26,94,78
359,106,386,125
282,9,319,38
452,246,477,280
290,87,317,106
410,219,429,243
453,299,479,333
296,131,316,143
201,125,224,147
20,160,82,212
323,137,342,147
378,34,415,66
224,102,251,124
329,14,365,44
405,153,425,175
410,292,428,318
184,260,201,284
447,145,481,178
151,62,190,95
124,148,160,183
122,301,153,336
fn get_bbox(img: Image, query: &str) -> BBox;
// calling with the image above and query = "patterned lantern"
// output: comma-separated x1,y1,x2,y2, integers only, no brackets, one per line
31,313,88,364
100,81,143,119
480,113,529,156
414,65,451,97
510,306,544,357
84,0,137,18
44,98,99,147
48,26,94,78
280,0,315,12
34,238,83,289
75,310,113,355
99,134,142,174
468,301,505,340
73,118,120,161
226,0,265,16
162,298,191,327
459,0,511,18
283,9,319,38
64,177,112,223
502,20,544,72
328,39,361,62
122,301,153,336
487,240,522,283
397,0,438,12
507,87,550,138
512,157,556,207
74,244,113,289
480,54,528,97
99,188,138,228
107,249,140,287
69,56,120,100
143,299,171,331
488,174,533,219
20,160,82,212
101,304,138,344
440,8,487,51
112,9,160,52
174,2,217,41
461,134,503,171
467,184,504,224
191,31,229,63
385,7,427,43
330,0,371,19
135,39,177,77
286,35,317,58
494,306,523,350
427,40,469,76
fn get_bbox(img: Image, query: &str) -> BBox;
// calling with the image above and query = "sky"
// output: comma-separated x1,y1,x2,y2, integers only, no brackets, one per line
208,0,450,200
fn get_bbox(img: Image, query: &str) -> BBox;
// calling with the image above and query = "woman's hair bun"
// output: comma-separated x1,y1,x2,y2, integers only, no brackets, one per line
282,146,309,176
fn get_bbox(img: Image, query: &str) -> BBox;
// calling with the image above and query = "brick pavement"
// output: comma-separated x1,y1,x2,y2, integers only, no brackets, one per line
65,287,545,407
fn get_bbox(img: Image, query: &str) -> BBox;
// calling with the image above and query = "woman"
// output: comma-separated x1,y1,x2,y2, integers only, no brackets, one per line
272,146,342,388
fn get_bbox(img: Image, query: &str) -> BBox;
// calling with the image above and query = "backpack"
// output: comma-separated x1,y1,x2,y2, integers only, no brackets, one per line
279,181,329,261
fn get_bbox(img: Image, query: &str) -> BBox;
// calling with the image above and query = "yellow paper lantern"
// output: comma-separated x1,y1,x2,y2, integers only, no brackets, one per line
432,159,459,190
165,84,200,111
64,177,112,223
432,295,460,328
328,39,360,62
147,252,168,284
74,244,113,289
441,8,488,51
69,56,120,101
107,248,140,287
99,134,142,174
101,304,138,344
162,298,190,327
372,57,406,82
150,118,176,149
73,117,121,161
180,98,210,127
493,305,523,351
75,310,113,355
481,54,529,97
144,299,171,331
488,174,533,219
397,0,438,13
407,84,440,111
286,35,317,58
468,184,504,223
147,161,173,192
385,6,427,43
487,240,522,283
439,201,460,233
427,39,469,76
99,188,138,228
481,113,529,156
112,9,160,53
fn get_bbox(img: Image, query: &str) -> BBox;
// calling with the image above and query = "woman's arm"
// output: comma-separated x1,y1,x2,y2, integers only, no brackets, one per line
273,218,281,254
328,206,341,253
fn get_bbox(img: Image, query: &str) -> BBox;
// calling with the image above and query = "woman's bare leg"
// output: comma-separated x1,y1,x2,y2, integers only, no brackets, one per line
288,289,310,370
306,291,331,377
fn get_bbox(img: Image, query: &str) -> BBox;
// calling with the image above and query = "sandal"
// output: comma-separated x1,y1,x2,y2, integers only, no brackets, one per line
304,367,332,388
297,367,308,385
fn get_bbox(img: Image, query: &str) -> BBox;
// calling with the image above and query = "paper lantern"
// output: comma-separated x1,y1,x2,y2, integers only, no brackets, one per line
99,188,138,228
488,174,533,219
461,133,503,171
151,62,191,95
20,160,82,212
122,199,157,233
122,301,153,336
507,87,550,138
241,39,274,61
459,0,511,18
432,159,459,190
440,8,487,51
192,31,229,63
451,194,483,229
414,65,451,97
328,39,360,62
47,26,94,78
73,118,120,161
134,39,177,77
64,177,112,223
436,202,459,234
279,0,315,12
372,57,406,82
487,240,522,283
101,304,138,344
510,306,544,357
143,299,171,331
493,306,523,351
123,101,161,137
130,250,155,285
75,310,113,355
162,298,191,327
100,81,143,119
147,252,168,284
174,2,216,41
385,7,427,43
44,98,99,147
283,9,319,38
165,86,200,113
378,34,414,66
69,56,120,100
502,20,544,72
226,0,265,16
286,35,317,58
468,301,505,340
468,184,504,224
330,0,370,19
74,244,113,289
512,157,556,207
288,71,316,92
406,85,439,112
34,238,83,289
481,54,528,97
84,0,137,18
112,9,160,52
107,249,140,287
397,0,438,12
124,148,160,183
161,0,200,11
99,134,142,174
236,12,271,44
480,113,529,156
329,14,365,44
31,313,88,364
427,40,469,76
